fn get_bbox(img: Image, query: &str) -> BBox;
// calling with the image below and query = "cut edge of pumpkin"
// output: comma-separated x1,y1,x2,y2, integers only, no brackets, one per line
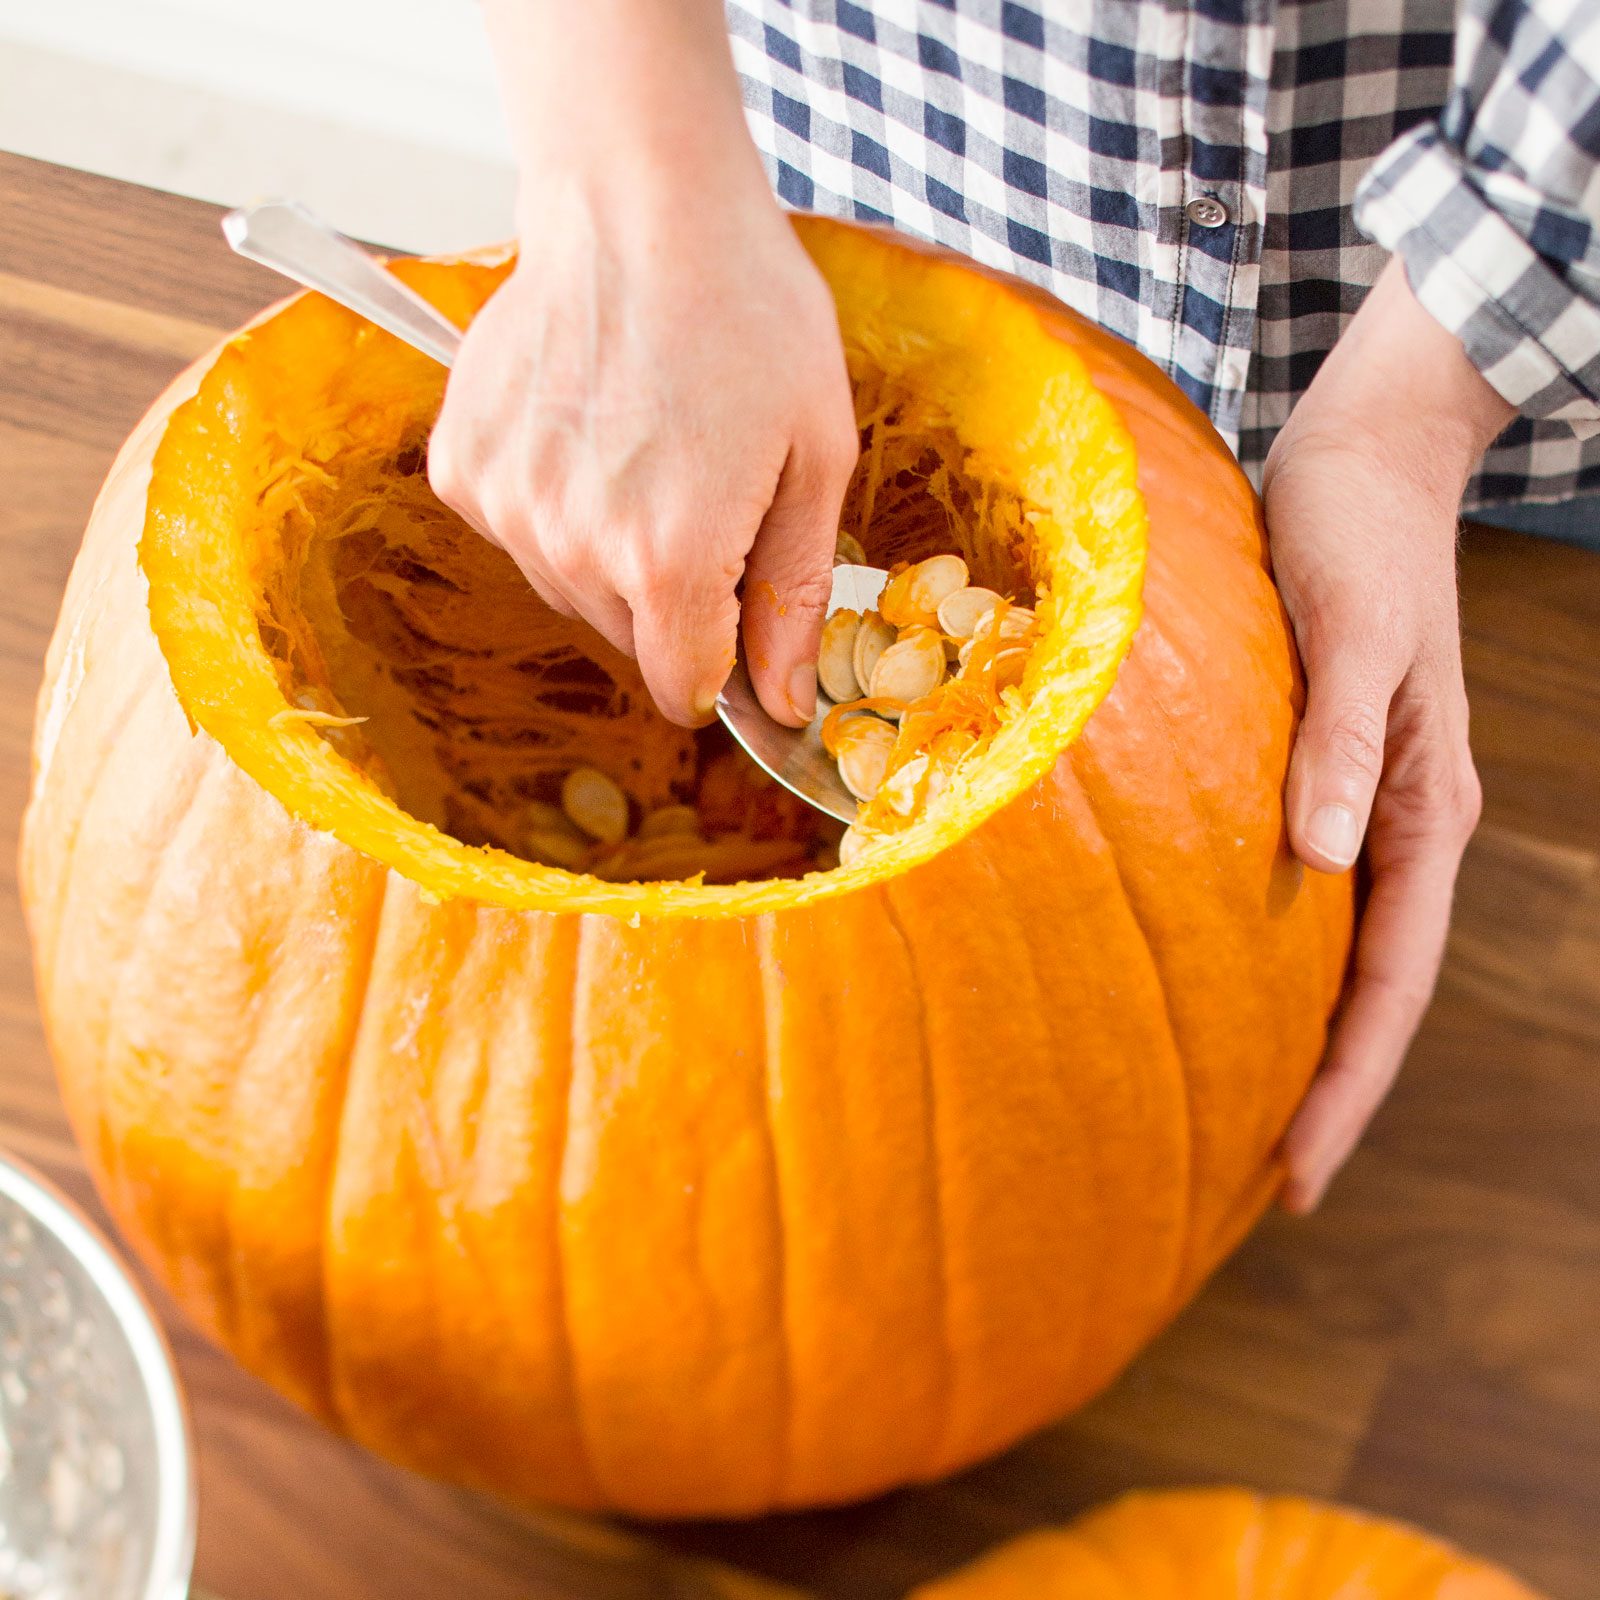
139,225,1147,919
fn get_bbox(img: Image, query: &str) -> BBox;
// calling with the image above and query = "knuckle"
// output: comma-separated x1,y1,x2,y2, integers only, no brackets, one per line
1402,748,1482,844
543,525,598,588
1323,701,1388,780
618,543,677,605
827,413,864,479
1363,967,1439,1025
778,564,835,619
426,437,468,510
1452,761,1485,838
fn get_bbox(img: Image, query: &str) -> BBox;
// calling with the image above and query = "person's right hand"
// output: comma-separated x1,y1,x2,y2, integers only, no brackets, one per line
428,157,858,730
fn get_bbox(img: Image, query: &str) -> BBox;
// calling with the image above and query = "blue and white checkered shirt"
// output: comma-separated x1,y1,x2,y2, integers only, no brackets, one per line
728,0,1600,513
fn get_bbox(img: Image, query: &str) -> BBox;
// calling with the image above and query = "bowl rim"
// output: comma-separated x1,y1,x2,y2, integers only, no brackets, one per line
0,1149,197,1600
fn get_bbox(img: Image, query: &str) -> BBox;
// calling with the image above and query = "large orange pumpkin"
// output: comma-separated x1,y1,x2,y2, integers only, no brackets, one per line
908,1489,1544,1599
21,220,1351,1516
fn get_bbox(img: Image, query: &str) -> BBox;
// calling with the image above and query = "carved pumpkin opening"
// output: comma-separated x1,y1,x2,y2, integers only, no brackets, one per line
247,375,1045,885
142,227,1147,914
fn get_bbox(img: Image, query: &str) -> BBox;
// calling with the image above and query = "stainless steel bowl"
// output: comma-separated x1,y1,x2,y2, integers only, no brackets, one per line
0,1152,195,1600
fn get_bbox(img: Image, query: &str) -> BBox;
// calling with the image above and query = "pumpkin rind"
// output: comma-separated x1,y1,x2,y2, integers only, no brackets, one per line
21,220,1352,1515
908,1489,1545,1598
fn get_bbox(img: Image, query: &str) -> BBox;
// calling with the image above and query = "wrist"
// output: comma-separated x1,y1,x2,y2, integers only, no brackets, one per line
1290,257,1514,501
486,0,764,238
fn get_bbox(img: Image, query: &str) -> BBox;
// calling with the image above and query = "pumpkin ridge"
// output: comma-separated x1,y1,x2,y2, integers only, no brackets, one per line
39,670,163,1003
1072,773,1197,1319
552,913,603,1506
960,816,1131,1414
320,864,393,1433
1235,1495,1269,1596
1087,680,1263,1293
879,886,957,1477
95,750,220,1273
219,898,290,1396
753,913,794,1504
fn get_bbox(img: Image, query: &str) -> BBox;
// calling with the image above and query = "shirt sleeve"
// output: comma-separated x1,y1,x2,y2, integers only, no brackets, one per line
1352,0,1600,433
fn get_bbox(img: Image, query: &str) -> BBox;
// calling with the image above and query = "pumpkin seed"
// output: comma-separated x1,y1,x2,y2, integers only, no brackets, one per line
868,626,946,703
880,554,969,627
817,608,864,704
636,804,702,840
526,827,593,871
969,604,1037,646
594,834,809,885
880,754,930,816
561,766,630,844
936,585,1005,640
834,530,868,566
525,799,572,834
838,824,869,866
852,612,897,694
991,648,1029,691
834,718,897,801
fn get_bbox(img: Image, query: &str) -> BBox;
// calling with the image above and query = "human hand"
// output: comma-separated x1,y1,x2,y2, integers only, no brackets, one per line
1264,258,1515,1212
430,0,858,727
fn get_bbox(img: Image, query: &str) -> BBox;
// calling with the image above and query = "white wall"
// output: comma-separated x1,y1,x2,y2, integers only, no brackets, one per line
0,0,517,251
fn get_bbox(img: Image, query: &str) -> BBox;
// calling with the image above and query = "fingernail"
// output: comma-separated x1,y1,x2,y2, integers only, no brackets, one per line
1307,803,1360,868
787,662,818,722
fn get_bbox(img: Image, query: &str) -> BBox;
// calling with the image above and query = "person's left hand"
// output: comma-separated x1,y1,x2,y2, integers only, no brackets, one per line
1262,257,1515,1213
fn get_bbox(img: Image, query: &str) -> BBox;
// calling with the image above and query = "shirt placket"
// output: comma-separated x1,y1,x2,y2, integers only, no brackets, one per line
1148,0,1274,448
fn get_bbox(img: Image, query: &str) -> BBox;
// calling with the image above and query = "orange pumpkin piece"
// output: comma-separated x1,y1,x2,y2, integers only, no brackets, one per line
21,219,1351,1517
909,1489,1546,1600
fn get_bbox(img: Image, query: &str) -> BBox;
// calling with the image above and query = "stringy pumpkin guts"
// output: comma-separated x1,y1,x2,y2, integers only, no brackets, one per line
820,553,1043,864
244,317,1048,887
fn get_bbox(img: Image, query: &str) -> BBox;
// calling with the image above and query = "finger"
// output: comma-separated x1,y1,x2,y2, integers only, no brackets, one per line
533,541,639,657
503,540,583,622
741,428,858,727
427,440,588,624
1279,816,1464,1213
1286,634,1406,875
624,543,745,727
428,424,506,550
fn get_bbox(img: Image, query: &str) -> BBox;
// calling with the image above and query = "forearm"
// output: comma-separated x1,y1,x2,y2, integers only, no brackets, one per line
482,0,767,212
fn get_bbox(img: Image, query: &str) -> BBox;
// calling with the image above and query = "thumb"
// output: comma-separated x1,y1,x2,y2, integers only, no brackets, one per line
1286,635,1403,874
740,434,856,728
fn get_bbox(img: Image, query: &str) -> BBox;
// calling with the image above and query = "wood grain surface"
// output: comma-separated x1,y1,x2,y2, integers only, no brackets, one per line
1,152,1595,1600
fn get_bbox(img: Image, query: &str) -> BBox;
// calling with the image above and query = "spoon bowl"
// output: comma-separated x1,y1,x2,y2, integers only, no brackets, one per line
715,564,889,824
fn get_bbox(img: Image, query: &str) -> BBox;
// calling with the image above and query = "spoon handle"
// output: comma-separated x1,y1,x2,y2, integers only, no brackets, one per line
221,200,463,368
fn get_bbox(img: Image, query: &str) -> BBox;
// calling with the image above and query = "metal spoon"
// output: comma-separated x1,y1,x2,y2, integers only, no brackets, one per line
222,199,464,363
713,564,887,823
222,198,881,824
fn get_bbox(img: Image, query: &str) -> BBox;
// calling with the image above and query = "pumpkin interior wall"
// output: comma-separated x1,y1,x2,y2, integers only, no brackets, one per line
253,373,1041,883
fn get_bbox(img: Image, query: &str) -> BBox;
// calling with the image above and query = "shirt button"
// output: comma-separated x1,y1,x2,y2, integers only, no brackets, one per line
1185,195,1230,228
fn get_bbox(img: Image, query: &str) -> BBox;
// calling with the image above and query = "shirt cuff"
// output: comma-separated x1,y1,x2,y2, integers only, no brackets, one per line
1354,124,1600,436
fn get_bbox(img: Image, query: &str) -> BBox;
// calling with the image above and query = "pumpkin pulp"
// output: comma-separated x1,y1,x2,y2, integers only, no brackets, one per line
141,219,1147,915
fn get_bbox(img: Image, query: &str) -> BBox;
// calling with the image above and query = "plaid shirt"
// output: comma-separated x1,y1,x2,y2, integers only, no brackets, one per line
728,0,1600,512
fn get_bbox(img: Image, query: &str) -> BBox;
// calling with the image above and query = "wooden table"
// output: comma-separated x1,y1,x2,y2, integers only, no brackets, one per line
2,152,1596,1600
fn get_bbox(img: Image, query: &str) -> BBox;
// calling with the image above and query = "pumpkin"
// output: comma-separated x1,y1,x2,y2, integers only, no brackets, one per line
908,1489,1545,1599
20,220,1352,1516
